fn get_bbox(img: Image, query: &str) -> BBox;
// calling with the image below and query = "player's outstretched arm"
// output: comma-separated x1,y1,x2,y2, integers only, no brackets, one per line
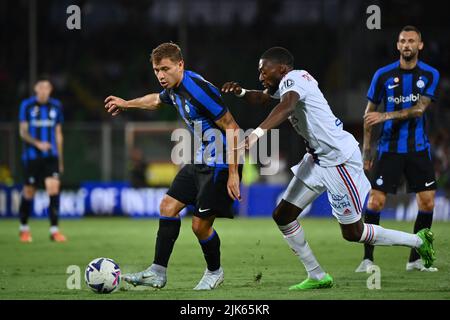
362,101,377,171
104,93,163,116
221,82,276,107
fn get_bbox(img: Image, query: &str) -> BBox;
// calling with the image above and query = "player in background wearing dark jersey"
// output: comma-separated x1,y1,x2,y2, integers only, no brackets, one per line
18,79,67,243
356,26,439,272
104,43,242,290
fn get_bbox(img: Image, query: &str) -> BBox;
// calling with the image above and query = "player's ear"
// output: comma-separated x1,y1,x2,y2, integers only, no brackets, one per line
179,59,184,69
418,41,424,50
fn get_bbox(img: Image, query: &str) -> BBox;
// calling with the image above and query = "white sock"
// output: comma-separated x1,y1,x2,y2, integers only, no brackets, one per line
20,225,30,232
50,226,59,234
359,223,423,248
278,220,326,280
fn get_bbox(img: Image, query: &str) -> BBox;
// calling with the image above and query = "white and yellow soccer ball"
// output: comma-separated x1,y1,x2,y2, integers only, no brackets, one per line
85,258,121,293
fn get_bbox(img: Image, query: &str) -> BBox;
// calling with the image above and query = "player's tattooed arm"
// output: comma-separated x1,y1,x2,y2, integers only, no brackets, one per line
221,82,277,107
215,111,242,201
104,94,163,116
362,101,377,171
364,96,432,126
19,122,52,152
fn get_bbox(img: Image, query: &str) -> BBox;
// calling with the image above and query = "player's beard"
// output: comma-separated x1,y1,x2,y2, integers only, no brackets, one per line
402,49,417,61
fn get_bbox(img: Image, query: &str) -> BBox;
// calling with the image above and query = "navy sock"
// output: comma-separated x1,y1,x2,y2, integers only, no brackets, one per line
363,209,381,261
199,229,221,272
49,195,60,227
409,211,433,262
19,197,33,226
153,217,181,267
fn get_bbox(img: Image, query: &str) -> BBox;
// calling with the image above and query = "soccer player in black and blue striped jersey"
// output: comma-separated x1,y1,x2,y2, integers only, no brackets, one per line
105,43,242,290
356,26,439,272
18,78,67,243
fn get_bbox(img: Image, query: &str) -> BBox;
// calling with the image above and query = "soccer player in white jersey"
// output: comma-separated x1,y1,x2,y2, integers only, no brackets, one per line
222,47,435,290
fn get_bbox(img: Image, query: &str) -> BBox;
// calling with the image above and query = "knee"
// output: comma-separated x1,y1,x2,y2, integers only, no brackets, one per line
22,186,35,199
159,196,178,216
367,192,386,211
418,197,434,212
341,227,362,242
272,201,300,226
191,222,209,239
45,179,60,196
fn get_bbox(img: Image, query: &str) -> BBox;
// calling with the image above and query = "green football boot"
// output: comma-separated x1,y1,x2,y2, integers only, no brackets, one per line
415,228,436,268
288,273,334,291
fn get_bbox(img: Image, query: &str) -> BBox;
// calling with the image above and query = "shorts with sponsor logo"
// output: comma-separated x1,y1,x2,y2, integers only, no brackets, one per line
283,149,370,225
371,150,436,194
167,164,243,219
23,156,60,187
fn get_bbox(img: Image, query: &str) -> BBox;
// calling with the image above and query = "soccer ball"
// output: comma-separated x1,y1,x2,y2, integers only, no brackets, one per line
85,257,121,294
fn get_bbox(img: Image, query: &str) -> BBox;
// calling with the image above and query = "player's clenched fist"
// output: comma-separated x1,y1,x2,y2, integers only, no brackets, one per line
221,82,243,95
104,95,128,116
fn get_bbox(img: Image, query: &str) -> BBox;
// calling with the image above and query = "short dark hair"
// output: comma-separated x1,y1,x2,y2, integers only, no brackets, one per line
35,75,52,84
400,25,422,41
151,42,183,64
260,47,294,68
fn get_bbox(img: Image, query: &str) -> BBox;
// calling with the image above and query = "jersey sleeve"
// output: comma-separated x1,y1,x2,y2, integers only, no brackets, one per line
423,69,440,101
159,89,172,105
57,105,64,124
279,71,307,101
19,100,28,122
367,69,384,104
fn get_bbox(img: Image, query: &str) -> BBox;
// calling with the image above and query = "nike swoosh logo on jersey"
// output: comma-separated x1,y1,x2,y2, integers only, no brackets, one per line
198,208,211,213
387,84,399,89
425,181,435,187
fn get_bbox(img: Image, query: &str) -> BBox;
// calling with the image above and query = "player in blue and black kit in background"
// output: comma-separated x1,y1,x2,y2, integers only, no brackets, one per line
356,26,439,272
18,78,67,243
105,43,242,290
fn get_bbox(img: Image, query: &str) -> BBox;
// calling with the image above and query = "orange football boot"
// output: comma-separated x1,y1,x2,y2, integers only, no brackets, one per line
20,231,33,243
50,231,67,242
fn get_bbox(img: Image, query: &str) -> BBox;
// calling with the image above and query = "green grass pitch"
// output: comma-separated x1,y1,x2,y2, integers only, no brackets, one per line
0,217,449,300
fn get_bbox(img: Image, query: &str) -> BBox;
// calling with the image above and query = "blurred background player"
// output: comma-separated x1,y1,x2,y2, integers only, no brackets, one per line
104,43,242,290
356,26,440,272
222,46,435,290
18,78,66,243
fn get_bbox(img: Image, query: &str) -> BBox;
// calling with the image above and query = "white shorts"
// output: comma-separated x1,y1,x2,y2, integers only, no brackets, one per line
282,149,371,225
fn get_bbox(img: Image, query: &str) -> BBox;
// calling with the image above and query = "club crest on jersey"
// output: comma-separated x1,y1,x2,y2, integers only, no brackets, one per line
184,104,190,114
416,79,425,89
376,176,384,186
49,108,57,119
283,79,295,89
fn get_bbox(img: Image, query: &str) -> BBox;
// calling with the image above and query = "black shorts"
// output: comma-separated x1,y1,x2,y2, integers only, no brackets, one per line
371,150,436,194
23,157,60,187
167,164,243,219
